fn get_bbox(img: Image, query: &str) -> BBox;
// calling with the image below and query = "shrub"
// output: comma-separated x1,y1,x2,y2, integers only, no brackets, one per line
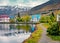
10,19,15,23
16,17,22,22
40,12,56,23
40,16,50,23
47,22,60,35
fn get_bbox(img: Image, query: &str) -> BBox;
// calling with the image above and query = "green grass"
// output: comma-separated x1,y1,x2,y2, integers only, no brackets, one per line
42,23,50,28
48,35,60,41
23,24,43,43
26,30,42,43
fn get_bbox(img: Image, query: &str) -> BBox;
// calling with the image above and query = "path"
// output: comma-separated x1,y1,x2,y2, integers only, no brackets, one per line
38,24,60,43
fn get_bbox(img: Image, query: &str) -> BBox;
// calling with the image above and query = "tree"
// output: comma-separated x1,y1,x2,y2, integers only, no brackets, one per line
49,12,56,25
17,13,20,18
22,15,31,22
16,12,22,22
47,22,60,35
39,16,50,23
10,19,15,23
16,17,22,22
51,12,55,17
47,12,60,36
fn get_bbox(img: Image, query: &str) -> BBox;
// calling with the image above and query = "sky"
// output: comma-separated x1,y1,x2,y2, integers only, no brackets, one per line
0,0,49,7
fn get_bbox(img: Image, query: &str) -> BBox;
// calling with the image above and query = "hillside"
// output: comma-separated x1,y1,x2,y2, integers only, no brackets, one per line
30,0,60,14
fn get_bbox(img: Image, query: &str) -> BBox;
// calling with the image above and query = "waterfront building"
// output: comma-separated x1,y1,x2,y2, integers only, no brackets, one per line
0,15,10,22
31,14,41,22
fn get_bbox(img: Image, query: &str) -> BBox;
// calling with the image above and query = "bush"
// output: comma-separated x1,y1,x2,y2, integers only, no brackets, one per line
40,12,56,23
47,22,60,35
10,19,15,23
22,15,31,22
40,16,50,23
16,17,22,22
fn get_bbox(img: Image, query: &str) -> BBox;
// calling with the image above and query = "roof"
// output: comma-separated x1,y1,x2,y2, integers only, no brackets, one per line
0,14,9,18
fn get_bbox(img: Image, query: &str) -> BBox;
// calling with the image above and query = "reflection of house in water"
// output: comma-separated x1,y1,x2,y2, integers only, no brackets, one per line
9,24,16,30
30,25,36,32
0,24,10,30
0,15,10,22
0,24,16,30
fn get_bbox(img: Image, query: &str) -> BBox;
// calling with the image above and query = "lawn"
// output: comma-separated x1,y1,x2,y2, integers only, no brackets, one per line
48,35,60,41
23,24,43,43
41,23,50,28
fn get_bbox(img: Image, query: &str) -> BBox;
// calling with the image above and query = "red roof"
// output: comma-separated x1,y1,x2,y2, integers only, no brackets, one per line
0,14,9,18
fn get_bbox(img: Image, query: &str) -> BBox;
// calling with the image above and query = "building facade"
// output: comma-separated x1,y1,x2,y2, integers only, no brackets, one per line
31,14,41,22
57,15,60,21
0,15,10,22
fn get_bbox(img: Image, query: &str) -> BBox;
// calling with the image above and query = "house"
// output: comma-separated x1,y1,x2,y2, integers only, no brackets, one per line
0,15,10,22
31,14,41,22
57,14,60,29
57,15,60,21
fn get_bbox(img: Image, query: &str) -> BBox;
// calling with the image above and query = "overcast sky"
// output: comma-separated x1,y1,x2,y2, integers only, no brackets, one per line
0,0,49,7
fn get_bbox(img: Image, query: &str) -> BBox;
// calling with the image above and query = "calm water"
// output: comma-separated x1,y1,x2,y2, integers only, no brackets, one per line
0,24,36,43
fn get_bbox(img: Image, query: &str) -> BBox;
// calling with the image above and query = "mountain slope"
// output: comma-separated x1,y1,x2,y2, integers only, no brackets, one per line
30,0,60,14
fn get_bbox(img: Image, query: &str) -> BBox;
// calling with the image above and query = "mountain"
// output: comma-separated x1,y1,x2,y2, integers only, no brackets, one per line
30,0,60,14
0,6,31,16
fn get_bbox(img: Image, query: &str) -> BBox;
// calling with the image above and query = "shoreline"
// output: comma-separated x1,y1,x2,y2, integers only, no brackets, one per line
23,24,43,43
0,22,40,24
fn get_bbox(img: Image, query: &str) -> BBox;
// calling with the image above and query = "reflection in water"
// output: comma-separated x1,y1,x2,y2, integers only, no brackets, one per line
0,24,10,30
16,24,31,32
0,24,35,43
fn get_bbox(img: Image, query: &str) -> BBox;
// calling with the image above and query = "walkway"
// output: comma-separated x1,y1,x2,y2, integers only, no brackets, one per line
38,24,60,43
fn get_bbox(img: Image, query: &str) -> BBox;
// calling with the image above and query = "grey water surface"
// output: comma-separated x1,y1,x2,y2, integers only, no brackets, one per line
0,24,35,43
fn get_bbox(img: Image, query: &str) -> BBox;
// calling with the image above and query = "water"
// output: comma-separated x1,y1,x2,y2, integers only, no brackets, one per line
0,24,36,43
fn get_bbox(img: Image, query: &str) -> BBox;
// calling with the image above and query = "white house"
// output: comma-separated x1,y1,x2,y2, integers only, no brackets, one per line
57,15,60,21
0,15,10,22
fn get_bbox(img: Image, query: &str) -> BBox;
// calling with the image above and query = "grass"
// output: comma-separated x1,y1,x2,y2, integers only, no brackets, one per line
48,35,60,41
23,24,43,43
42,23,60,41
41,23,50,28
